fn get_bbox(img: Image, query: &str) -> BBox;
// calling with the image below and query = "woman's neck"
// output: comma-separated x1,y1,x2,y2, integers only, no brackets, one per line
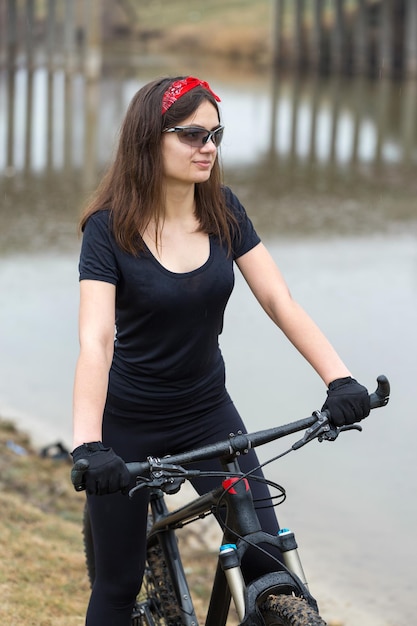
163,182,196,221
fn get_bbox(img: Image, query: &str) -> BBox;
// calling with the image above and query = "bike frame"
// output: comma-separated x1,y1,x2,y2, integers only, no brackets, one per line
145,454,317,626
73,377,390,626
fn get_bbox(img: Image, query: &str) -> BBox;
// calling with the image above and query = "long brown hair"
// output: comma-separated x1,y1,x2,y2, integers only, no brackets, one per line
79,76,237,255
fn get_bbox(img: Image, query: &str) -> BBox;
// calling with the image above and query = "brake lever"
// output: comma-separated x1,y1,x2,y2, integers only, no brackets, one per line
292,411,331,450
318,422,362,442
128,473,186,498
341,423,362,433
148,456,190,478
128,481,149,499
128,457,192,499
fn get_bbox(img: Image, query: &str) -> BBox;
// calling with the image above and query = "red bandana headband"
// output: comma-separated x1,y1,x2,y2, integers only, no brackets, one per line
161,77,221,114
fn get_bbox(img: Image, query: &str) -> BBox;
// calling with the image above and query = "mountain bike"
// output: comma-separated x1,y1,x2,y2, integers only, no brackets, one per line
73,375,390,626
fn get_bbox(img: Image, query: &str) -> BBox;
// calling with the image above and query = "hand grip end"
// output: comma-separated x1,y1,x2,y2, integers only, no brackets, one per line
369,375,390,409
71,458,90,492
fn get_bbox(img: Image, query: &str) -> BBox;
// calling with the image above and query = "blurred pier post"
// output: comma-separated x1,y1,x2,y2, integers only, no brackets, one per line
293,0,306,70
378,0,393,77
310,0,324,72
64,0,77,73
331,0,345,73
46,0,56,70
6,0,17,170
84,0,102,80
353,0,368,74
272,0,284,70
404,0,417,78
82,1,102,188
24,0,35,171
46,0,56,168
63,0,76,170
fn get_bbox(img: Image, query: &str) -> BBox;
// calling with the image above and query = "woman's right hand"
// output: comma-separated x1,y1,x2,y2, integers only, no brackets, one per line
71,441,130,495
321,377,370,426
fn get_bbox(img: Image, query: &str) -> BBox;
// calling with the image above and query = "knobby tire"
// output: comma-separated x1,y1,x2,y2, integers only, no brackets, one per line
259,594,327,626
82,503,95,586
132,533,183,626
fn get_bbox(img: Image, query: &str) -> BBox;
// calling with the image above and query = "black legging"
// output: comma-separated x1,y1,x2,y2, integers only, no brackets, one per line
85,399,281,625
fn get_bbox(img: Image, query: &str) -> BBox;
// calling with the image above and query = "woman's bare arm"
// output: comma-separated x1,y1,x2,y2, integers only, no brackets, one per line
236,242,351,387
72,279,116,449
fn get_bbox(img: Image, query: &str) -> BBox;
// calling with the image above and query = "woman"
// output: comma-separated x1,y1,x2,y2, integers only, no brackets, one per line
71,76,369,625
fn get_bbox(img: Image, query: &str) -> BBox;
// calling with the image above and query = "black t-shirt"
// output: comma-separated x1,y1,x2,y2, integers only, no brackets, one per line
78,187,261,416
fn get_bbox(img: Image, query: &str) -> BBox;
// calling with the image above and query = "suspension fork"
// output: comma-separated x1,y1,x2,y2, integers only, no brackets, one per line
219,457,309,584
213,457,311,619
208,457,263,623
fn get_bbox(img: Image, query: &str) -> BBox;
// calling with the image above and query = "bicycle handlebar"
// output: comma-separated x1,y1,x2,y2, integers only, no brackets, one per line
71,375,390,491
368,374,390,409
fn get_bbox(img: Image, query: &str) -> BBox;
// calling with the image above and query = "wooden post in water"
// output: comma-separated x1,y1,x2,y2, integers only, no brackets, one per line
401,79,417,164
289,74,301,164
84,0,102,80
5,0,17,62
404,0,417,78
63,0,76,171
24,0,35,71
308,75,321,162
329,78,342,164
46,0,56,169
331,0,345,74
353,0,368,75
64,0,77,73
293,0,306,70
379,0,393,77
24,0,35,171
374,79,390,166
310,0,324,72
82,0,102,187
46,0,56,70
272,0,284,70
270,1,284,159
6,0,17,170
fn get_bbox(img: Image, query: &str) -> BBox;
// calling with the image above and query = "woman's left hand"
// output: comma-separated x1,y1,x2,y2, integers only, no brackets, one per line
322,377,370,427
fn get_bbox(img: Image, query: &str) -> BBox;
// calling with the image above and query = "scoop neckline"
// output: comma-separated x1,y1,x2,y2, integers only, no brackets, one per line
142,236,213,277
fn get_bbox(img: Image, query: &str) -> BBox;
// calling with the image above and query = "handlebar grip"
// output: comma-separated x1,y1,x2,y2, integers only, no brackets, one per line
126,461,151,478
71,458,90,492
369,374,390,409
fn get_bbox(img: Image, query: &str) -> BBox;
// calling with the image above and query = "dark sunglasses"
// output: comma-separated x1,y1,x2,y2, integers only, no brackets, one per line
163,125,224,147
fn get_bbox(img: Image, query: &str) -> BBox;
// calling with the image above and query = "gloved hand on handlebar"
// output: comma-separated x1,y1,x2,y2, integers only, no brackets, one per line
71,441,130,495
322,377,370,427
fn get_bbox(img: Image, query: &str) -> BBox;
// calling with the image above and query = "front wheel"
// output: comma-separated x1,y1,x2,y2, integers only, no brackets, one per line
259,594,327,626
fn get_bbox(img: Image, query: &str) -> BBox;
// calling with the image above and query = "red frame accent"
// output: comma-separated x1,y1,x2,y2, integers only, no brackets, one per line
222,476,249,495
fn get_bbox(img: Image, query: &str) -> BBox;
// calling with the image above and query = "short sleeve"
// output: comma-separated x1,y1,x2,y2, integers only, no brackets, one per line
78,211,119,284
222,186,261,259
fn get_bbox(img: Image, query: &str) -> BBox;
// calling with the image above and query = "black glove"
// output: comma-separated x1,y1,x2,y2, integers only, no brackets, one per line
71,441,130,495
322,377,370,427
